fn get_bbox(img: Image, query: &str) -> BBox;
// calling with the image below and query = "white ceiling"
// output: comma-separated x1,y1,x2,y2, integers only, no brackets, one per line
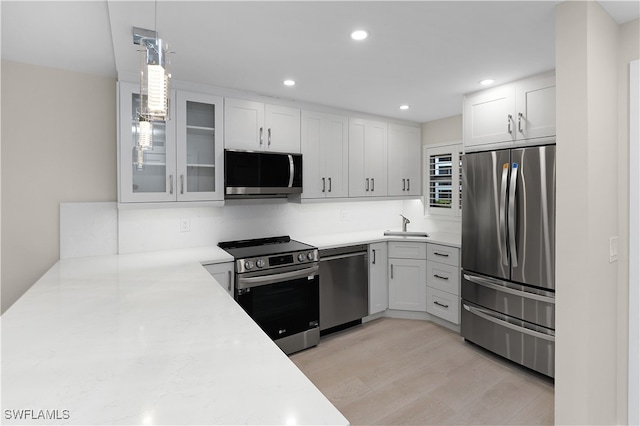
2,1,638,123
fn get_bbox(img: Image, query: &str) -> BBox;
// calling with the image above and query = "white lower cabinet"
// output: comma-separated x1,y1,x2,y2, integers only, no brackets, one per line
388,242,427,312
203,262,235,297
426,243,460,324
368,242,388,315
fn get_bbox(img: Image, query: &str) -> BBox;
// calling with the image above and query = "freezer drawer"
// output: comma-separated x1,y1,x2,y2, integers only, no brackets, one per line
461,272,555,330
461,301,555,377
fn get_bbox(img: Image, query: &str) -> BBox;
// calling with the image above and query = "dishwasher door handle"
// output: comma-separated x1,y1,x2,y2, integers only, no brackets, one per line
320,252,367,262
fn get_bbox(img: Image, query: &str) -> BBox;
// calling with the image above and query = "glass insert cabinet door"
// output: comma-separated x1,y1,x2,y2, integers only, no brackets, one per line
119,81,177,203
118,82,224,203
175,91,224,202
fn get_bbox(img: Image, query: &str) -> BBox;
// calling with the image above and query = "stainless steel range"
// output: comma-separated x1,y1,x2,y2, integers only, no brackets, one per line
218,236,320,355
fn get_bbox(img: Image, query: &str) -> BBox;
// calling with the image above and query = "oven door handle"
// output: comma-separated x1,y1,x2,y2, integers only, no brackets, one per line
237,265,319,289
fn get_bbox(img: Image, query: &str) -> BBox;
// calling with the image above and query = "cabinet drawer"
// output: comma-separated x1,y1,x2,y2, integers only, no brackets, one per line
427,287,459,324
427,244,459,266
427,261,460,295
388,242,427,260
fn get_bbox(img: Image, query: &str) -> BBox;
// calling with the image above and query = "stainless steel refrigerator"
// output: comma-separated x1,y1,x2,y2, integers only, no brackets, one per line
461,145,555,378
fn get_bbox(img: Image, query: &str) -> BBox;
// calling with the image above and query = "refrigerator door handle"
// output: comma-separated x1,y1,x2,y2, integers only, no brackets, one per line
500,163,509,266
509,162,519,267
463,273,555,303
462,303,555,342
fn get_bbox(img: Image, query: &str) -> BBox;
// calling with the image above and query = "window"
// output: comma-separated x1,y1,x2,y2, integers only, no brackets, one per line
424,142,463,216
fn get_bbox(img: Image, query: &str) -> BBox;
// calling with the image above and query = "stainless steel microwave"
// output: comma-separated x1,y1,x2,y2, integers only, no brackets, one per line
224,150,303,198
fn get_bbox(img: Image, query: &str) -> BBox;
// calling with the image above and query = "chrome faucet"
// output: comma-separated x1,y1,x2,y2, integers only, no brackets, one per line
400,214,410,232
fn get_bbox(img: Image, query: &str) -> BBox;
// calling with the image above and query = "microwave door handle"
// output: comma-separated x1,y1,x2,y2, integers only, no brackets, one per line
288,155,294,188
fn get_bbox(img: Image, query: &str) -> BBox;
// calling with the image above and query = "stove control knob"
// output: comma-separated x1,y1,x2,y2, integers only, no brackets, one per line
244,260,254,270
297,253,305,262
256,259,266,268
307,252,315,261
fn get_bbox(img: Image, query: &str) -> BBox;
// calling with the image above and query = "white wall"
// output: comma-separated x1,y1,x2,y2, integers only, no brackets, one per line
421,114,462,147
118,199,410,254
555,3,637,424
618,20,640,424
0,61,117,314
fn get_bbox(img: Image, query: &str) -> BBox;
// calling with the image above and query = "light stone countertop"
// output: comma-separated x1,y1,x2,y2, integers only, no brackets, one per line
1,247,348,426
296,229,461,250
1,230,461,425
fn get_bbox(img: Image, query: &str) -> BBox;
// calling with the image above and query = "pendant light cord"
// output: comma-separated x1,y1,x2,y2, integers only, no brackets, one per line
154,0,158,36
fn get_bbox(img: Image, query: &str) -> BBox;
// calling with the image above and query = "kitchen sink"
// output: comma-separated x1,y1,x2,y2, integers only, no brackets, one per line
383,230,429,238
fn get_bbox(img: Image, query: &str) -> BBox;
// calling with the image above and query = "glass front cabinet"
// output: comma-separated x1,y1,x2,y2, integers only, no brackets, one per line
118,82,224,204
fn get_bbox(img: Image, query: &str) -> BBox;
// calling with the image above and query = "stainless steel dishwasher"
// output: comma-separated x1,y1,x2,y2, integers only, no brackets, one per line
319,245,369,333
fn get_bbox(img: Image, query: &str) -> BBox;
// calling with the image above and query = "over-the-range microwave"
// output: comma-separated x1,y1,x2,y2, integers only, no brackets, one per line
224,149,303,198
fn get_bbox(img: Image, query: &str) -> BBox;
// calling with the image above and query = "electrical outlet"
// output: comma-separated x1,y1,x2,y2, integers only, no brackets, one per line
180,218,191,233
609,236,618,263
340,210,350,221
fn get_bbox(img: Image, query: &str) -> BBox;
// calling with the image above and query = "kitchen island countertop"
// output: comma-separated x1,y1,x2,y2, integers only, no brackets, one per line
1,246,349,426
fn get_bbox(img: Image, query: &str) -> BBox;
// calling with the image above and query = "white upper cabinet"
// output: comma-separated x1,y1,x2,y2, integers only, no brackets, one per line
463,73,555,150
118,82,224,204
224,98,301,153
349,118,388,197
515,75,556,141
387,124,421,196
176,91,224,202
301,110,349,199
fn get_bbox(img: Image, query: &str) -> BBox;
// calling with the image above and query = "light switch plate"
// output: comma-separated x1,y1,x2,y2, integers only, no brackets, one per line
610,236,618,263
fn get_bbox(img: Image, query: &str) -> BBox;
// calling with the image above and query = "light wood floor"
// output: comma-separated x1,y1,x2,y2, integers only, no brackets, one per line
291,317,554,425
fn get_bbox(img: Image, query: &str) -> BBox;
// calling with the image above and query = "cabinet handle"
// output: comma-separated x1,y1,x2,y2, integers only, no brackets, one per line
180,175,184,194
371,178,375,192
268,128,272,146
407,178,410,191
169,175,174,195
322,177,326,192
434,301,449,309
372,249,376,264
259,127,264,145
366,178,370,192
507,114,513,134
228,270,232,292
328,177,332,192
402,178,406,191
518,112,523,133
434,252,449,257
434,274,449,280
390,264,394,279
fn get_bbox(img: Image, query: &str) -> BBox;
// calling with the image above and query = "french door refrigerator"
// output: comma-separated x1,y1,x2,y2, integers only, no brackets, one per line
461,144,556,377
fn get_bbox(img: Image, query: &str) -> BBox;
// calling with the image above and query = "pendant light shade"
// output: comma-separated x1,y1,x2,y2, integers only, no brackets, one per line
138,35,170,122
137,118,153,150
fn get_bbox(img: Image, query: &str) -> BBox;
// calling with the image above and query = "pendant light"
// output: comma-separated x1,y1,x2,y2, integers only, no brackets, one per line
132,0,171,160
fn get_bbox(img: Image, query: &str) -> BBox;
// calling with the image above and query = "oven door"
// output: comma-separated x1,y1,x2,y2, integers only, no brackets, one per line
236,264,319,342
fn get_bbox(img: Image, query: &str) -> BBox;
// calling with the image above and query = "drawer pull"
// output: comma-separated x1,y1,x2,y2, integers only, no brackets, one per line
434,301,449,309
434,274,449,280
434,252,449,257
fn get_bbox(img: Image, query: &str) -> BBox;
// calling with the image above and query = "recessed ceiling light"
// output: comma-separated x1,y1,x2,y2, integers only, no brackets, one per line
283,79,296,86
480,78,495,86
350,30,369,41
399,105,410,110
